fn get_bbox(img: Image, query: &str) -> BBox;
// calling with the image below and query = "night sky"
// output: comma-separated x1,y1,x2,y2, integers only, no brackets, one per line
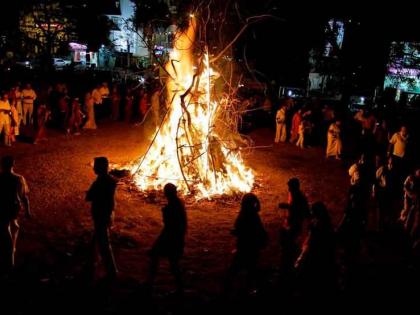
2,1,419,90
235,1,420,89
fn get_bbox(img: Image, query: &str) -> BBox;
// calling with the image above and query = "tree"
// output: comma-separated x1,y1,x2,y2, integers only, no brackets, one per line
19,0,112,64
19,0,76,60
133,0,172,60
386,41,420,92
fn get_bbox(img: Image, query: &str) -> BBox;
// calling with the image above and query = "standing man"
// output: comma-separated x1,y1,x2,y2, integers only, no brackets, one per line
0,92,12,147
92,84,103,119
0,156,31,273
86,157,118,281
21,83,37,126
279,178,310,241
389,125,410,183
275,105,287,143
146,183,187,292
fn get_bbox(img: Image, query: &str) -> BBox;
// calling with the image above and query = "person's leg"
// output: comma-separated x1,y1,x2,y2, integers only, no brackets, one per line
22,105,28,126
96,225,117,278
17,102,23,126
10,220,19,266
223,252,243,292
28,104,34,125
0,222,14,272
169,256,183,291
146,251,160,286
280,124,287,142
275,124,280,143
3,124,11,146
0,121,4,145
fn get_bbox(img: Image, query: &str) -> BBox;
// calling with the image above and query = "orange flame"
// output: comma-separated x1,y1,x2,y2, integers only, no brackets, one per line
130,18,254,199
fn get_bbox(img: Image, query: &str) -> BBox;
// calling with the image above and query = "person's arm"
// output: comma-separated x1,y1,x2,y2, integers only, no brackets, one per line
388,133,396,156
19,177,31,218
86,183,94,201
22,195,31,218
295,232,311,269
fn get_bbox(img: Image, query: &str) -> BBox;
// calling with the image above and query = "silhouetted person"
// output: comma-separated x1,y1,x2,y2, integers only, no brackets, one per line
0,156,31,273
279,178,310,241
338,161,369,289
373,156,398,230
146,183,187,292
277,178,309,290
295,202,336,297
225,193,267,293
86,157,118,281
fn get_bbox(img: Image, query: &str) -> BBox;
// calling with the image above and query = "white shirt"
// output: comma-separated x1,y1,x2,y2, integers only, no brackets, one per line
276,108,286,123
0,100,11,111
22,88,37,104
99,86,110,98
92,89,102,104
390,132,408,158
0,100,11,122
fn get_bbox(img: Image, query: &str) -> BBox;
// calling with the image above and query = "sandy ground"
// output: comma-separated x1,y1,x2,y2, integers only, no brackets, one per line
0,122,414,313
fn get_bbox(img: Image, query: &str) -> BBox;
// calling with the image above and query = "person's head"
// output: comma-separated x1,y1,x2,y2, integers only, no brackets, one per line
335,120,341,126
26,83,31,89
415,169,420,178
400,125,408,136
93,157,109,175
287,177,300,193
1,156,15,173
311,201,331,225
240,193,260,214
2,91,8,101
102,82,108,87
164,183,178,200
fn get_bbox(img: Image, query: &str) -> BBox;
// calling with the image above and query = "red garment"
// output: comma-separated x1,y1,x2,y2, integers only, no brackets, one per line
290,112,302,142
35,105,49,141
67,101,82,132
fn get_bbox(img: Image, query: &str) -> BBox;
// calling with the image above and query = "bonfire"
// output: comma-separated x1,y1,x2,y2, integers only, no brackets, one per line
130,17,254,199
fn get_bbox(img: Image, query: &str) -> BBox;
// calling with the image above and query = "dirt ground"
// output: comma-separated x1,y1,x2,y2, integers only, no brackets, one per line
0,122,415,314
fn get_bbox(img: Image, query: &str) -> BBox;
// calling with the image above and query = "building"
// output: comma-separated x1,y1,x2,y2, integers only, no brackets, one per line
19,2,77,57
105,0,177,67
307,18,345,99
384,41,420,103
105,0,148,58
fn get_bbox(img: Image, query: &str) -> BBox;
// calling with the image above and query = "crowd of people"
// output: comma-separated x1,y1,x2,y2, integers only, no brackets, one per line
0,80,163,146
0,90,419,300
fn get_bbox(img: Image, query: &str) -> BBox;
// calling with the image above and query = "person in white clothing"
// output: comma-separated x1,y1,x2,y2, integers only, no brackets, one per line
21,83,37,125
83,92,97,129
11,84,23,127
92,85,103,106
388,126,410,179
0,92,12,146
326,120,342,159
275,106,287,143
389,126,409,159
